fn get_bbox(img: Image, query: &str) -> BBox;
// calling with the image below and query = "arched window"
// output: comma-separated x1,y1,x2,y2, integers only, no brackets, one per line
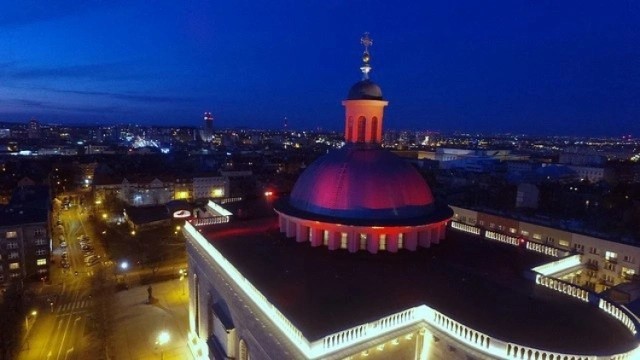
346,116,354,142
370,117,378,142
357,116,366,143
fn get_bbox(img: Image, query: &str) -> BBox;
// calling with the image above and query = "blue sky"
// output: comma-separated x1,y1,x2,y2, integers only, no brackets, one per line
0,1,639,135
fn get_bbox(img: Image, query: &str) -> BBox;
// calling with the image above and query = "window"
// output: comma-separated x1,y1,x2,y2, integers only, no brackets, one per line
589,247,598,255
359,234,367,250
34,239,47,246
605,251,618,262
35,249,47,256
36,259,47,266
605,262,615,271
8,252,18,260
574,244,584,253
9,263,19,270
533,234,542,240
521,230,529,237
347,117,353,142
509,228,517,234
398,233,404,249
356,117,366,143
370,117,378,142
34,229,44,237
558,239,570,247
624,255,635,264
323,230,329,246
478,220,485,226
6,242,18,249
340,233,348,249
6,231,17,239
379,234,387,250
489,223,495,229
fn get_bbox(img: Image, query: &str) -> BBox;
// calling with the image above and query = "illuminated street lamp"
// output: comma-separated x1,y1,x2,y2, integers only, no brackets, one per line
120,261,129,271
156,330,170,359
24,310,37,350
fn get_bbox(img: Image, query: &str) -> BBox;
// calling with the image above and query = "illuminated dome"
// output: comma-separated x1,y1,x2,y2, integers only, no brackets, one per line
285,145,437,224
347,80,383,100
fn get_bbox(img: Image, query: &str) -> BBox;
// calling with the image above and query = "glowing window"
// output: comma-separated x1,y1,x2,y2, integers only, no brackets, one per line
36,259,47,266
558,239,570,247
340,233,348,249
6,231,17,239
398,233,404,249
211,188,224,197
606,251,618,261
379,234,387,250
359,234,367,250
533,233,542,240
9,262,19,270
323,230,329,246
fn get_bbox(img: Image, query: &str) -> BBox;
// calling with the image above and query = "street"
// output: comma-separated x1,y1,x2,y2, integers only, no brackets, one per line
19,199,103,360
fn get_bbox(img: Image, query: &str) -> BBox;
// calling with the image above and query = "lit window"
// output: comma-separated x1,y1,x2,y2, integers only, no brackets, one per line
398,233,404,249
605,251,618,262
36,259,47,266
211,188,224,197
533,233,542,240
323,230,329,246
6,231,17,239
521,230,529,236
379,234,387,250
509,228,517,234
558,239,570,247
359,234,367,250
340,233,348,249
9,263,19,270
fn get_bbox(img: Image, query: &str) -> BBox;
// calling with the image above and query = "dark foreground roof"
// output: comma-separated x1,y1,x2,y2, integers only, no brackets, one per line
201,217,637,354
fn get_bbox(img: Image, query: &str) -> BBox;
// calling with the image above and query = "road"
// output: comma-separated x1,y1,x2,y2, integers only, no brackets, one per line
19,200,104,360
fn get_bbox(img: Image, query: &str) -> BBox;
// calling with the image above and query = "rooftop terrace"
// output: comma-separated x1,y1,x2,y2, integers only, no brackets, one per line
199,215,637,355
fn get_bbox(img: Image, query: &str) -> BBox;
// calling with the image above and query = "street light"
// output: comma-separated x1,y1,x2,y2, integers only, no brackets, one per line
120,261,129,271
156,330,170,360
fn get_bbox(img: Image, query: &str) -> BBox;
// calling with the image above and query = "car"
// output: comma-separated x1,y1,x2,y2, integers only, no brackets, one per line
84,255,98,263
61,252,68,259
61,262,70,269
60,242,67,248
81,244,93,250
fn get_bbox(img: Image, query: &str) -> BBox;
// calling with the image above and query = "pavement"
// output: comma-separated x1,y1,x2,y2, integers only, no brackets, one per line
109,278,194,360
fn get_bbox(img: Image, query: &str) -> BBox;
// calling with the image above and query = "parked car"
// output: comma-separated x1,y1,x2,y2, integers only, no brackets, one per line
60,242,67,248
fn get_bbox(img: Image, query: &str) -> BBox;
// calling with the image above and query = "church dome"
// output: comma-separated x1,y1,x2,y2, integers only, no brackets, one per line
347,80,383,100
286,145,435,222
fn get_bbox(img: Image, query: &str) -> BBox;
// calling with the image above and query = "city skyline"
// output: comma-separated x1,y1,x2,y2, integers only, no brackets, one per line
1,1,639,136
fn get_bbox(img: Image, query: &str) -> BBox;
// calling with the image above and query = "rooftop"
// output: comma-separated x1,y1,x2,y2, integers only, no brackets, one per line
200,215,637,354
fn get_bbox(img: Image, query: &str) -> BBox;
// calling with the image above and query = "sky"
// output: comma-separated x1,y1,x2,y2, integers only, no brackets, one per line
0,1,639,136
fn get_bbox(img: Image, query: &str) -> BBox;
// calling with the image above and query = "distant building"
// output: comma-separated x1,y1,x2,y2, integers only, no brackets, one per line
515,183,539,209
0,186,51,285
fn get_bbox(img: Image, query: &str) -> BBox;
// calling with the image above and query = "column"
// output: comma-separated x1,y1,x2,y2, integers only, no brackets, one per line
431,226,440,245
387,233,399,253
296,224,309,243
367,233,379,254
328,231,340,251
286,219,296,238
405,231,418,251
310,228,323,247
278,215,287,233
418,229,431,248
348,232,359,253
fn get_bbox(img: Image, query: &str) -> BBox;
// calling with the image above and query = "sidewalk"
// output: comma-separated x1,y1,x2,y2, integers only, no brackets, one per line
109,278,193,360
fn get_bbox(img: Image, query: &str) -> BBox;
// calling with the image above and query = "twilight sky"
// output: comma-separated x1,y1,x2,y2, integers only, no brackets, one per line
0,1,639,136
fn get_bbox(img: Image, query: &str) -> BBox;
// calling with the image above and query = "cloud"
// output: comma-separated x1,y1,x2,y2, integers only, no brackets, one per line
45,88,197,104
1,97,127,115
1,62,143,81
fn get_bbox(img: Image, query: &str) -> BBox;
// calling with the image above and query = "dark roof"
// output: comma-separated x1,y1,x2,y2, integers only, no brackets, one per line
125,205,169,225
200,216,637,354
0,206,48,226
347,80,383,100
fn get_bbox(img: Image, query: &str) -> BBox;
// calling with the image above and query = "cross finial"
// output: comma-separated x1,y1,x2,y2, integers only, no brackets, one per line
360,32,373,79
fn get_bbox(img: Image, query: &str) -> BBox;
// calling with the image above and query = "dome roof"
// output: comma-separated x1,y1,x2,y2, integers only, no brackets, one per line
287,145,435,221
347,80,383,100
